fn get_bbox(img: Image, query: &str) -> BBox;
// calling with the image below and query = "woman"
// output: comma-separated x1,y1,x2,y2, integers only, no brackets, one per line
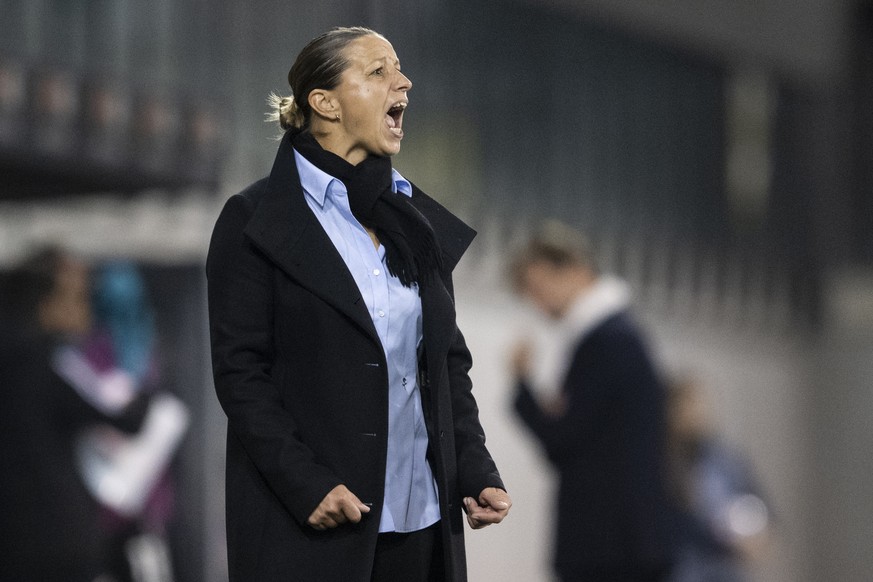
206,27,510,582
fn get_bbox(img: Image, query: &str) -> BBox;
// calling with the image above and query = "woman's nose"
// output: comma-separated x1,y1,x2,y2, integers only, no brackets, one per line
396,70,412,91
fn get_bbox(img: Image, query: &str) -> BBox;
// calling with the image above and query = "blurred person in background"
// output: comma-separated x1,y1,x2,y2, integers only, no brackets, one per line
508,222,676,582
206,26,509,582
74,261,188,582
0,246,147,582
665,374,772,582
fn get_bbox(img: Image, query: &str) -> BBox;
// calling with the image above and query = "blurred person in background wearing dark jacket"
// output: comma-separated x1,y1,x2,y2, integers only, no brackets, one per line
0,246,147,582
508,222,676,582
665,374,772,582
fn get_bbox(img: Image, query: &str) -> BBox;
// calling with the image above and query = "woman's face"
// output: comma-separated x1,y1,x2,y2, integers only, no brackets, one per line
521,261,594,320
328,34,412,164
39,257,92,337
521,262,573,320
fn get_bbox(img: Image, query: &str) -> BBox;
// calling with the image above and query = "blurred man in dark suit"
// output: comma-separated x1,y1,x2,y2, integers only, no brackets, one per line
509,222,676,582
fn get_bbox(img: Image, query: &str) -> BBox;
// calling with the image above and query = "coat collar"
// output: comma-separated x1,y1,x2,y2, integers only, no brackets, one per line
407,187,476,385
244,131,380,343
242,131,476,357
406,183,476,273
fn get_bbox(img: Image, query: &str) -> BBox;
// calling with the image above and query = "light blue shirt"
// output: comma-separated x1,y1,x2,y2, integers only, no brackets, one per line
294,149,441,533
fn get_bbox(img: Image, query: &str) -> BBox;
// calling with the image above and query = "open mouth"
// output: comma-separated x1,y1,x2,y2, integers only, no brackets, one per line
386,101,407,136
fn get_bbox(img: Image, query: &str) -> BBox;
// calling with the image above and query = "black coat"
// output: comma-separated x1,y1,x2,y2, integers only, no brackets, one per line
206,132,504,582
0,333,147,582
515,312,675,577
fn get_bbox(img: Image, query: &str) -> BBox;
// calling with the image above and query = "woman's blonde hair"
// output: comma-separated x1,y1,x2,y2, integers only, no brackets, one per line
267,26,382,131
265,92,302,131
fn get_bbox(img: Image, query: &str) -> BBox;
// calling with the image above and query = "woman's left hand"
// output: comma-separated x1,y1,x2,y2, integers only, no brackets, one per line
463,487,512,529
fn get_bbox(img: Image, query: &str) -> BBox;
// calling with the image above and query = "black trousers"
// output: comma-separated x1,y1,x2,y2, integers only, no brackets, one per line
371,521,444,582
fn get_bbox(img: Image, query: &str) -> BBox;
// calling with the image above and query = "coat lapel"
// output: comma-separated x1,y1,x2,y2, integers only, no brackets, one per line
243,132,380,345
410,186,477,385
408,185,477,275
241,136,477,361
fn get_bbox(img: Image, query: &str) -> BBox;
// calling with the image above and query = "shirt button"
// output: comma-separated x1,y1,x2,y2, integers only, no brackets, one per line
377,310,385,318
373,268,381,276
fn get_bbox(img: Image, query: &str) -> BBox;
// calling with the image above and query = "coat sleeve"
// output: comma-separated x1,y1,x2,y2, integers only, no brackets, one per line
440,273,505,498
206,192,342,525
514,320,661,465
447,325,505,498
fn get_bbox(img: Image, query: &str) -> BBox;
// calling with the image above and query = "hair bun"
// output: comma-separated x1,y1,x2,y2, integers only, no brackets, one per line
266,92,304,131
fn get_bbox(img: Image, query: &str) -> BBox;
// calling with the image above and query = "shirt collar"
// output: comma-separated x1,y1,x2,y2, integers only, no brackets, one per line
561,276,631,342
294,148,411,208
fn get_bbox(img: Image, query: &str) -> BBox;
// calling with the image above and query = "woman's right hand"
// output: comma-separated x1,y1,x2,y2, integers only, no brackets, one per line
510,340,533,379
307,484,371,530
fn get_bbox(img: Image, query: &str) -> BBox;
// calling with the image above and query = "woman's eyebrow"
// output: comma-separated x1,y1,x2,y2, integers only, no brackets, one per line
366,56,401,69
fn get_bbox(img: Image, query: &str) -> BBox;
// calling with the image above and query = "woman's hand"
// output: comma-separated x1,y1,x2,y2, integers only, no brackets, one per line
510,340,533,379
463,487,512,529
307,484,370,530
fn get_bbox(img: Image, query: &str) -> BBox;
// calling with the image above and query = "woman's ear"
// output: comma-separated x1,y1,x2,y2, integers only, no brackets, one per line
308,89,339,121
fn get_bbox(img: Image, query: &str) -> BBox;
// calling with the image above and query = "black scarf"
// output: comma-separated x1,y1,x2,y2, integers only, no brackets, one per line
290,129,443,289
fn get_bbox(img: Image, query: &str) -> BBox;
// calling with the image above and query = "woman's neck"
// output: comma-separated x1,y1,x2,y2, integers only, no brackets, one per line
309,125,367,165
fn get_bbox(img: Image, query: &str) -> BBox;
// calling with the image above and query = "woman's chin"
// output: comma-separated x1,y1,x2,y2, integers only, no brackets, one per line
381,127,404,154
379,141,402,158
